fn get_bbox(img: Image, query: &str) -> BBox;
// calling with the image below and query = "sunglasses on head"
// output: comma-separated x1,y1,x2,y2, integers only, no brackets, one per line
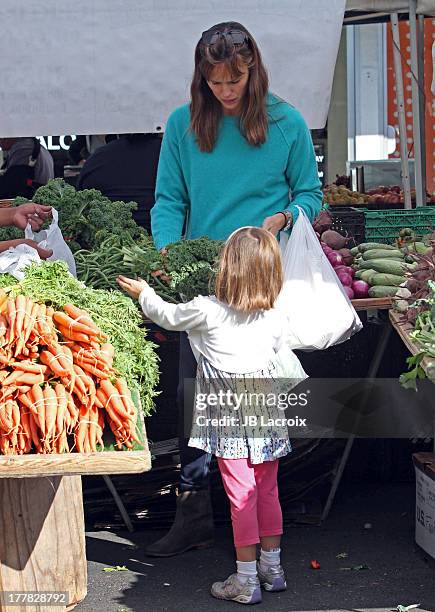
201,29,249,46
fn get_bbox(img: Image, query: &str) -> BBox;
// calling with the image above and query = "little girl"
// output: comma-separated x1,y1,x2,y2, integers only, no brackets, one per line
117,227,307,605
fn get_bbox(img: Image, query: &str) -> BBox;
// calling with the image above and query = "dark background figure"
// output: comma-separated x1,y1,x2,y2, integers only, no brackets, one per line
0,137,54,198
68,134,117,166
76,134,162,231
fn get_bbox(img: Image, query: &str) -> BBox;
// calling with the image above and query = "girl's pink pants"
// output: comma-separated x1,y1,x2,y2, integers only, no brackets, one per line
217,457,283,548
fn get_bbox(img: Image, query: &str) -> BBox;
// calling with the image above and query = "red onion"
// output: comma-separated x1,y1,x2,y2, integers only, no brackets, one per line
335,265,355,278
343,286,354,299
321,242,333,255
327,252,343,267
337,272,353,286
352,280,369,298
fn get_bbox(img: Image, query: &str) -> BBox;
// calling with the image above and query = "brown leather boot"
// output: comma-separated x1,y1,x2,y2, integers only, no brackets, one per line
144,488,214,557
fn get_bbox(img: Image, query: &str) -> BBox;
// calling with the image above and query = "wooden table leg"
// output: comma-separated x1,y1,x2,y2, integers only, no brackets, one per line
0,475,87,612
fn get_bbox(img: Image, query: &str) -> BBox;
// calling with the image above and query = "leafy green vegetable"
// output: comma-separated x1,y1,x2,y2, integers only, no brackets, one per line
400,280,435,387
122,236,223,302
32,179,146,251
75,231,223,302
2,261,159,415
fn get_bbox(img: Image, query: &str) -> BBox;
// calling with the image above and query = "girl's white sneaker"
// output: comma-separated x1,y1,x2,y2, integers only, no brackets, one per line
211,573,262,604
256,562,287,592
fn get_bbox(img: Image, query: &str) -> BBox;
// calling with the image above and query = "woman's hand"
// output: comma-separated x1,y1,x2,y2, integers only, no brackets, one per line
262,213,288,235
10,203,52,230
117,275,148,300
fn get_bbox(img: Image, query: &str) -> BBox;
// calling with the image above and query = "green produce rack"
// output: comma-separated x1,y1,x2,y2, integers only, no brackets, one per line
363,207,435,244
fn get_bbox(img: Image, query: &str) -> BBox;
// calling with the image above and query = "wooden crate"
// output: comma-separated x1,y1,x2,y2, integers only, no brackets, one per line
351,297,392,311
0,390,151,478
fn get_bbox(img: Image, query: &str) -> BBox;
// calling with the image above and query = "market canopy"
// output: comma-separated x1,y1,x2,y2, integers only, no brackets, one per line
345,0,435,16
0,0,345,136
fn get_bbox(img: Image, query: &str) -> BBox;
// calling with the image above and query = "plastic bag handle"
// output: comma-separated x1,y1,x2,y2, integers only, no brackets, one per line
25,207,59,239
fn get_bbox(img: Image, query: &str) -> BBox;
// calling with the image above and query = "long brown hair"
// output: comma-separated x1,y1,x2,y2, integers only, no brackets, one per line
215,227,283,313
190,22,269,152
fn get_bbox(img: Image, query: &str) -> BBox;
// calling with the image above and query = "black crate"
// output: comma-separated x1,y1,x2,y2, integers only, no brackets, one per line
330,208,365,246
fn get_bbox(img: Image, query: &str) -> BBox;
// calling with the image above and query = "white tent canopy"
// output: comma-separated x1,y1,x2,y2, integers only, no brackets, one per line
0,0,345,136
346,0,435,15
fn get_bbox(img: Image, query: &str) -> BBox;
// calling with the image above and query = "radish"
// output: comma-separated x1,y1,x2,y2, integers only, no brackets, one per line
327,251,343,267
352,280,369,298
337,272,352,286
343,286,354,299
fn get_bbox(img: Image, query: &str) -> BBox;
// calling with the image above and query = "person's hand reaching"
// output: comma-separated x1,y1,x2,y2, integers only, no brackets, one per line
117,276,149,300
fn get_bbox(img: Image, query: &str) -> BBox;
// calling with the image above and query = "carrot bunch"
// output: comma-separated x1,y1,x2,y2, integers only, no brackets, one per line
0,296,142,455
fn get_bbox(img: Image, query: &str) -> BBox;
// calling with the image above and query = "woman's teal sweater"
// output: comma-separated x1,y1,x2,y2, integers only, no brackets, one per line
151,93,322,250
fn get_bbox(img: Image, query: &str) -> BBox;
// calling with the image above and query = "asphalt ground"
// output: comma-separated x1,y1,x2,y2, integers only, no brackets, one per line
75,481,434,612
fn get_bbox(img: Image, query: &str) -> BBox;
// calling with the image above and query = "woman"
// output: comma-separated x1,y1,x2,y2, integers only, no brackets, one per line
147,21,322,558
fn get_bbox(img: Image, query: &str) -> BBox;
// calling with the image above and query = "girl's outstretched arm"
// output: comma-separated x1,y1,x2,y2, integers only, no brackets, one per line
117,275,207,332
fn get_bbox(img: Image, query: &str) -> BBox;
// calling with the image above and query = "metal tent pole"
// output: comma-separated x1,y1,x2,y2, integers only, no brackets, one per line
409,0,426,207
391,13,412,210
418,13,427,204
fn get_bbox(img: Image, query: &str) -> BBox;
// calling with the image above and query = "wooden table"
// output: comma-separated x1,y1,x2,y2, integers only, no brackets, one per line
351,297,392,311
0,402,151,612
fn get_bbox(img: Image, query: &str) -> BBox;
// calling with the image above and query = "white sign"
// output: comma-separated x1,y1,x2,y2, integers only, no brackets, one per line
415,464,435,560
0,0,345,136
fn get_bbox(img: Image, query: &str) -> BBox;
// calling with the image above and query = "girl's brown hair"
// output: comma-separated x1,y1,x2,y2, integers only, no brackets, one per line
215,227,283,313
190,22,269,152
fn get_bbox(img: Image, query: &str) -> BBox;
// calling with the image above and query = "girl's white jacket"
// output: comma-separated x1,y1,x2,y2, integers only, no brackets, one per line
139,285,303,376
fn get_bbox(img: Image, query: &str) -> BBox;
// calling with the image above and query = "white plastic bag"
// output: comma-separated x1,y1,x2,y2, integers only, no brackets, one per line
276,207,362,351
0,244,41,280
25,208,76,276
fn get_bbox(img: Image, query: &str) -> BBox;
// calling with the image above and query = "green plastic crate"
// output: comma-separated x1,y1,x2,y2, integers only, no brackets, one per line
363,207,435,244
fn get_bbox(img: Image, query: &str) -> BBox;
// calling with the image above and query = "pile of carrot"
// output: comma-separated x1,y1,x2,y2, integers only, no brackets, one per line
0,293,141,455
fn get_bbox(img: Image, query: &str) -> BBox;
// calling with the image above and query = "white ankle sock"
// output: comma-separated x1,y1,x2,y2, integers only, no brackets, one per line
236,560,257,584
259,547,281,569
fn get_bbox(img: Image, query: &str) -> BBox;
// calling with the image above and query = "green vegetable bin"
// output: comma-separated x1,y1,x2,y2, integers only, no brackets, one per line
363,206,435,244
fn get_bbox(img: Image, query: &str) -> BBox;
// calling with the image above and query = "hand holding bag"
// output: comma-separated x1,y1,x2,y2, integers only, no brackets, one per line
25,208,76,276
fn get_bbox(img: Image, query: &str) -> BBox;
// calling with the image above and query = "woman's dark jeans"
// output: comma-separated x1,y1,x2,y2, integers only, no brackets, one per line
177,332,212,491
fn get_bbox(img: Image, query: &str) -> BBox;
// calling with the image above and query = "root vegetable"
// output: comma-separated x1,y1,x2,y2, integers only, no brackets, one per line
321,230,348,250
352,280,369,298
321,243,333,255
337,272,353,287
337,248,353,265
343,286,354,299
327,252,343,267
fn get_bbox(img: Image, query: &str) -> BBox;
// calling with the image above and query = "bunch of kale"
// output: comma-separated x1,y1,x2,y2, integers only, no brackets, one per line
33,179,145,251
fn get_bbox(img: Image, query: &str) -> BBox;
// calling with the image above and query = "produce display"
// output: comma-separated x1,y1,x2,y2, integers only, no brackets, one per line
352,229,433,299
313,209,364,299
0,262,159,418
323,174,435,207
398,280,435,388
323,184,369,206
76,235,224,302
0,179,146,251
0,289,144,455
